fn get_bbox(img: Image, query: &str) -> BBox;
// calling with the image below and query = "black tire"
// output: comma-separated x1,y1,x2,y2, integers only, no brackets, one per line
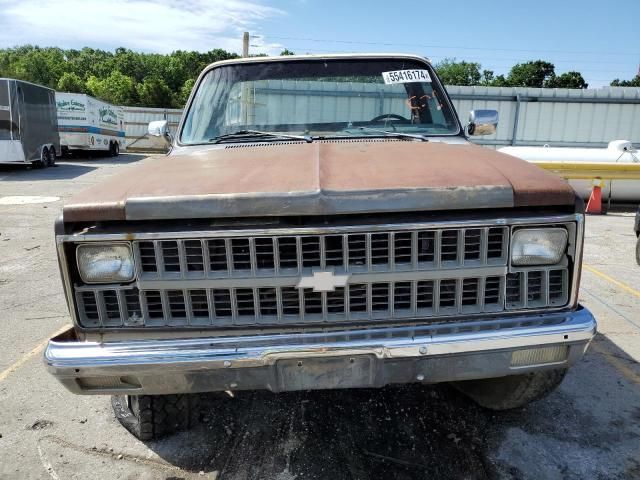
452,368,567,410
111,394,201,441
114,141,120,156
35,148,50,169
636,237,640,266
48,147,56,167
108,142,117,157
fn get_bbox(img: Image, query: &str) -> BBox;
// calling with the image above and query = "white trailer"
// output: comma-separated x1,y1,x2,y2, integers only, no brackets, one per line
500,140,640,202
55,93,125,156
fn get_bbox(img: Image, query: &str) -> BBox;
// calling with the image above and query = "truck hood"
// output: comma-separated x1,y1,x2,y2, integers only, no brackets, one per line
63,141,577,222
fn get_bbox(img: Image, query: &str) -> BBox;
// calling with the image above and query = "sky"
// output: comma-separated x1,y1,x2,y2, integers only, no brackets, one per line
0,0,638,87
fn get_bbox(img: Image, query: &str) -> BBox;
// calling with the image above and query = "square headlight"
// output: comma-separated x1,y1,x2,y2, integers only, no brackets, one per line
511,228,568,266
76,243,135,284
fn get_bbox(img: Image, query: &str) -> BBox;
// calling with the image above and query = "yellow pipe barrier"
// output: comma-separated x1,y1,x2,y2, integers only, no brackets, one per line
533,161,640,180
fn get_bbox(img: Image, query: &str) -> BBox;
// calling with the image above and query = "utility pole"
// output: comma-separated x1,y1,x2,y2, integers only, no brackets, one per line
242,32,249,58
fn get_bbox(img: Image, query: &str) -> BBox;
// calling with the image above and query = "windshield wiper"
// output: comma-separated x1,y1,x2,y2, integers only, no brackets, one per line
210,130,313,144
356,126,429,142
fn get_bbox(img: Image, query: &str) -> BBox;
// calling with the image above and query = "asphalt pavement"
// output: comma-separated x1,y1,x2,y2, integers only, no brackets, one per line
1,155,640,479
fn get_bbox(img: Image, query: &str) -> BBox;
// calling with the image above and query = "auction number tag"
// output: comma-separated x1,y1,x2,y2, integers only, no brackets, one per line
382,69,431,84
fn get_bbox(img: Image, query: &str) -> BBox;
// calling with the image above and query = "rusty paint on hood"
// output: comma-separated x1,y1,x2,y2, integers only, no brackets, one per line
63,141,576,222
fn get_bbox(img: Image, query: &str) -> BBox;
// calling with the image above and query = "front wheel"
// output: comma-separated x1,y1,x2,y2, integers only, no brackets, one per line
35,147,50,169
111,394,201,441
452,368,567,410
48,147,56,167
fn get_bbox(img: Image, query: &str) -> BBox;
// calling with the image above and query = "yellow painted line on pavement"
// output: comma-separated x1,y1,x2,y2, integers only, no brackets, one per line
582,263,640,384
583,264,640,300
0,324,70,383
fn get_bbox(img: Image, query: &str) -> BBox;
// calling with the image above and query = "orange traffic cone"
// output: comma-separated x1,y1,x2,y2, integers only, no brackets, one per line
585,183,602,215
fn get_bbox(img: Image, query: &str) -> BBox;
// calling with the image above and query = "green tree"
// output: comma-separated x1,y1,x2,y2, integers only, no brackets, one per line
57,72,86,93
0,46,66,88
545,71,588,89
65,47,114,80
280,49,295,56
434,59,481,86
136,76,174,108
505,60,556,87
111,48,147,83
86,71,137,105
611,75,640,87
479,69,495,86
175,78,196,107
489,74,510,87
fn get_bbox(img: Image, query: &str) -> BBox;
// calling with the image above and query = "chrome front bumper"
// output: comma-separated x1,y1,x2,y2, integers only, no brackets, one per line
45,307,596,395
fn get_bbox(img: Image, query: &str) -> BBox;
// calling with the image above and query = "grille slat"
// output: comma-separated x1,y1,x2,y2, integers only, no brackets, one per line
184,240,204,272
160,241,180,273
487,227,506,260
464,229,482,262
278,237,298,270
138,241,157,273
208,239,228,272
190,290,210,319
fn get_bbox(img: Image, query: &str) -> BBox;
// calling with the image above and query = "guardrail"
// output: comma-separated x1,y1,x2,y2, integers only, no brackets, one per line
534,162,640,180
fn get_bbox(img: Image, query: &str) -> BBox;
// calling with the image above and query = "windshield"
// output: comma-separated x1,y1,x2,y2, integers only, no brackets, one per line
180,58,460,144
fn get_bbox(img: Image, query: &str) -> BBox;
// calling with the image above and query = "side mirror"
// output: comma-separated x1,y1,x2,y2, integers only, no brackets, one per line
467,110,498,136
148,120,172,145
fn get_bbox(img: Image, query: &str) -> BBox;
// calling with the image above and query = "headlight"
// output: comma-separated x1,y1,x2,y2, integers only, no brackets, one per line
511,228,567,266
76,243,135,283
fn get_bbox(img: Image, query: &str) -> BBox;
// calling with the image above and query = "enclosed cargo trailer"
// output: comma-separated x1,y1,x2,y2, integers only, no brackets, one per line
56,93,125,156
0,78,60,167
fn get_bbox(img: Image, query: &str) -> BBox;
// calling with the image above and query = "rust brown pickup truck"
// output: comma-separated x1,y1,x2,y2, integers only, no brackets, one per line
45,54,596,440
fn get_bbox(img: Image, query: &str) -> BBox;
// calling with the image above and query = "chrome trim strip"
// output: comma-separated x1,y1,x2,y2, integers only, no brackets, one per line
56,214,581,243
570,215,584,308
45,307,596,375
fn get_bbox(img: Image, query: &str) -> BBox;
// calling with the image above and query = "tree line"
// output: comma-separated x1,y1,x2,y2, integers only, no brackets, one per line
433,59,593,88
0,46,239,108
1,46,638,108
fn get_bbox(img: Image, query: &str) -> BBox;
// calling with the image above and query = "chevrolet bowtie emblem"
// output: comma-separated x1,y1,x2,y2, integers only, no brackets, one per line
296,271,351,292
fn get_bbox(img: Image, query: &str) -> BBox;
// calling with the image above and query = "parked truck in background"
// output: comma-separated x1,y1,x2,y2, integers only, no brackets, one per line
0,78,60,167
55,92,125,157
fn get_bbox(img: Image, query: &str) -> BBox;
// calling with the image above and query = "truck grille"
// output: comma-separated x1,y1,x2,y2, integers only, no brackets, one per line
133,227,508,278
72,223,573,329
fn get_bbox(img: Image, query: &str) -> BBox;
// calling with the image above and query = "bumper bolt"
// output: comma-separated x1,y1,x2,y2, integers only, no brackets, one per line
419,346,428,355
